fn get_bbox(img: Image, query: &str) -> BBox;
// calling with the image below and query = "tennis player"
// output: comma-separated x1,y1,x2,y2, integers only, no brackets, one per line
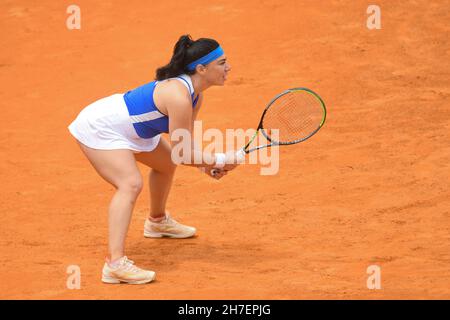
68,35,240,284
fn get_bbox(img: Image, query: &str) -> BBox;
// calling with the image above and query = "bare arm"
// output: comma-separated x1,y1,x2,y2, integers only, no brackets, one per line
163,83,240,173
166,90,216,167
191,93,203,153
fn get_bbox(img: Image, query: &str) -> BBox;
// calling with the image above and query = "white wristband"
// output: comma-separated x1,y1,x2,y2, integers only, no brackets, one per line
213,153,226,168
235,148,246,163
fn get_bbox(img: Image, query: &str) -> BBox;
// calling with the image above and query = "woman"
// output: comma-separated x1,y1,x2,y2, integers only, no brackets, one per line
68,35,240,284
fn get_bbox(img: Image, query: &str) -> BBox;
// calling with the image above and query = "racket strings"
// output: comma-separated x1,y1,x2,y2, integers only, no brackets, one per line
262,90,324,143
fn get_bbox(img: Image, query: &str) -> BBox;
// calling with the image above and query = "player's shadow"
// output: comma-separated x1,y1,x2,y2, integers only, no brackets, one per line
127,237,277,272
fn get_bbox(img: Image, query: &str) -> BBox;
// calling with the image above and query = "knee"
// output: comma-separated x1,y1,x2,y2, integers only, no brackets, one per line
117,176,143,197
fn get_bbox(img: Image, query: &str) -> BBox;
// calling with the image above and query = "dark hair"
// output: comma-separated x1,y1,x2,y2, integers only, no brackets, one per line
155,34,220,81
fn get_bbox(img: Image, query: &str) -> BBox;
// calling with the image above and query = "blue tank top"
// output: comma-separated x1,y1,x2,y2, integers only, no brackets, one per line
123,74,199,139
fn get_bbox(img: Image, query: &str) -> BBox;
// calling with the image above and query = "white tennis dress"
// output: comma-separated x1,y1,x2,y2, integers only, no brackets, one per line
68,75,198,153
68,93,161,153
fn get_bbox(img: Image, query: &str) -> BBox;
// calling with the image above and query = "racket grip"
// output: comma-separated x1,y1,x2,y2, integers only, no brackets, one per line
235,148,246,163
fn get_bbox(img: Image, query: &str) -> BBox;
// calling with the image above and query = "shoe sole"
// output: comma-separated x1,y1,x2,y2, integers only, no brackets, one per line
144,230,196,238
101,273,156,285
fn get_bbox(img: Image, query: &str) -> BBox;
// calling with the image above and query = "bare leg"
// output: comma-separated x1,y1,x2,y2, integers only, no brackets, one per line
77,142,142,261
134,138,177,219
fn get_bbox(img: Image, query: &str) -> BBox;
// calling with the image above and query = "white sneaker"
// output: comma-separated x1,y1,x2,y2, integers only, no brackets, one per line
144,213,196,238
101,256,155,284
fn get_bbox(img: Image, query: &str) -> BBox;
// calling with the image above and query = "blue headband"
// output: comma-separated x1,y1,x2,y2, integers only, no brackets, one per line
187,46,224,71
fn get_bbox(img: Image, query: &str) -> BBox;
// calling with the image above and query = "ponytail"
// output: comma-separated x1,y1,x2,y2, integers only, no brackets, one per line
155,34,220,81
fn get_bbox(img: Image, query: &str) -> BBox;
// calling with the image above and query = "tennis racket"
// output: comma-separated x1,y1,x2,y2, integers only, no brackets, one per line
211,87,326,175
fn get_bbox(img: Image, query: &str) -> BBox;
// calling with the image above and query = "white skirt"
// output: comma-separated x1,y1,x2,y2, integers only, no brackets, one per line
68,93,161,153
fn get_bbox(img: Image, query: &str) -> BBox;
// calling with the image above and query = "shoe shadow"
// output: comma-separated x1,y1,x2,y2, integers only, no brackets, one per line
126,236,273,273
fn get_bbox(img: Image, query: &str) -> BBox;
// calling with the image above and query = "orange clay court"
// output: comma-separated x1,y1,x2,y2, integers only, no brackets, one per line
0,0,449,299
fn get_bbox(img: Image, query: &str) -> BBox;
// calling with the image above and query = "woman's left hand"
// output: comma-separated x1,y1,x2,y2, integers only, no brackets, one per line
209,168,228,180
199,167,228,180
